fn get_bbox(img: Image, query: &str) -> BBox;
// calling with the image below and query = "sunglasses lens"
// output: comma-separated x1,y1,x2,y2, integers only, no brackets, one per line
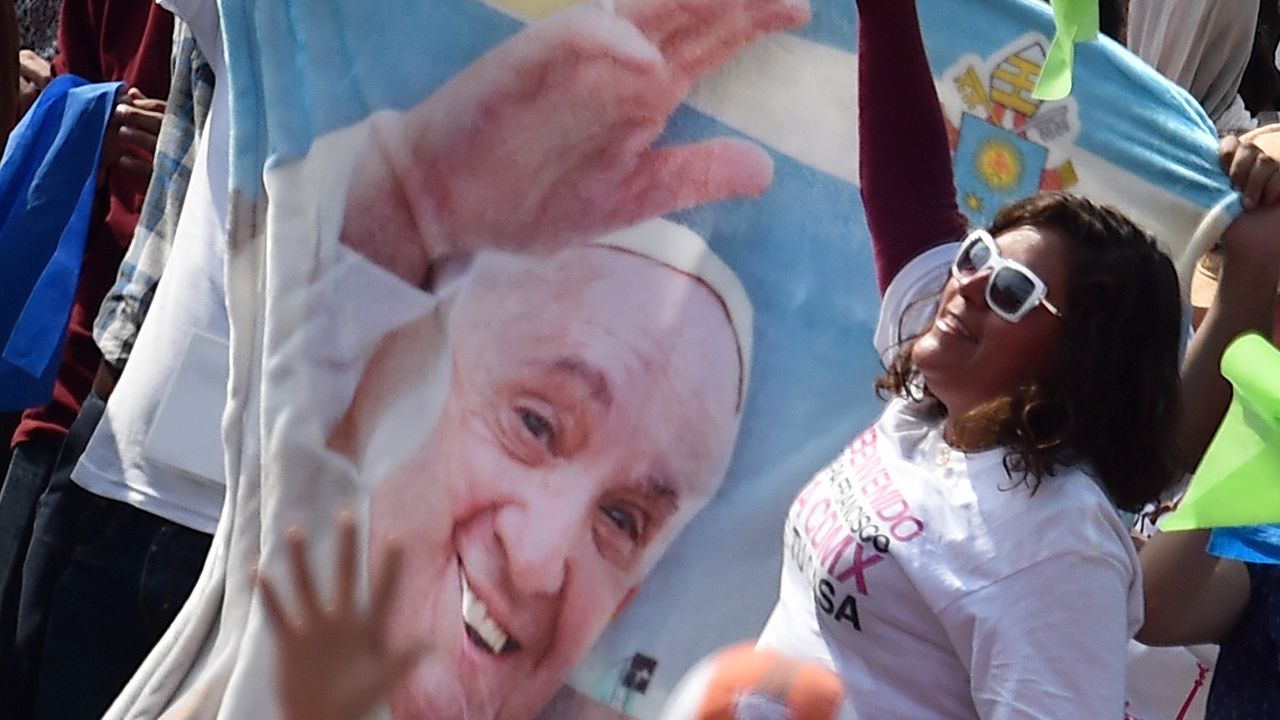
956,236,991,275
989,267,1035,316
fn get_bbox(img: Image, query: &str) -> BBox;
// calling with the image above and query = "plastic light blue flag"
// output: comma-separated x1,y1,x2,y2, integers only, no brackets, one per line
1210,523,1280,565
0,75,122,411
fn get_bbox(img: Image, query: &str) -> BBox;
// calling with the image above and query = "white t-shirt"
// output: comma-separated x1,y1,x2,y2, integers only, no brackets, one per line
71,2,231,534
757,244,1143,720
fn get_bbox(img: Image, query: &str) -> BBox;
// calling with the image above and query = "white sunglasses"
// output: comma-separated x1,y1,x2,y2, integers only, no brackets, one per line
951,229,1063,323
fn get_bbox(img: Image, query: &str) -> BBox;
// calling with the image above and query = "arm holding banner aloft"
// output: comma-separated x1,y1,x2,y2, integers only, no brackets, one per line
339,0,810,287
1178,125,1280,480
1138,125,1280,647
855,0,966,295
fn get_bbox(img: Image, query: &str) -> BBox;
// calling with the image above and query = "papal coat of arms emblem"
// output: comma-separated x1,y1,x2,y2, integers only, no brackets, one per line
940,35,1081,228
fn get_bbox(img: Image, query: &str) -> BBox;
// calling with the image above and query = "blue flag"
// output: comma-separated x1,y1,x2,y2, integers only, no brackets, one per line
0,75,121,411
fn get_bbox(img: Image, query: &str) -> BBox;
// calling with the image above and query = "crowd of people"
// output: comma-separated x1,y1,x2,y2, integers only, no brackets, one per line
0,0,1277,719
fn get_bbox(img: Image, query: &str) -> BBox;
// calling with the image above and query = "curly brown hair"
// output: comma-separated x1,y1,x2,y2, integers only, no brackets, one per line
875,192,1183,512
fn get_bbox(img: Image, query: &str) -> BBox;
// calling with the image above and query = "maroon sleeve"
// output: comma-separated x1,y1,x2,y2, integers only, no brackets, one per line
857,0,967,295
0,0,18,142
51,0,102,79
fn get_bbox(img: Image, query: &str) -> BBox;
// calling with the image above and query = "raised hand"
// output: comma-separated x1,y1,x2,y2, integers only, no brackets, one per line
101,88,166,182
18,50,52,117
1221,124,1280,211
1220,126,1280,268
259,514,425,720
341,0,810,284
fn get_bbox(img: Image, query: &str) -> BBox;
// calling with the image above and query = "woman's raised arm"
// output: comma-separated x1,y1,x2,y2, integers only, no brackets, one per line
857,0,966,294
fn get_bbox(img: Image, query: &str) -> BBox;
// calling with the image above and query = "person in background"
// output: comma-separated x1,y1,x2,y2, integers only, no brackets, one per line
0,0,171,519
0,14,217,720
1099,0,1130,42
0,0,24,464
0,0,59,463
15,0,57,65
9,0,58,125
1127,0,1261,135
1238,0,1280,125
1138,123,1280,720
0,0,174,716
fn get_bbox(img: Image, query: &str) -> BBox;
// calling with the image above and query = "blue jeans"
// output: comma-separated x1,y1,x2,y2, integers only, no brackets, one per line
1205,562,1280,719
2,392,213,720
0,392,99,687
0,439,59,673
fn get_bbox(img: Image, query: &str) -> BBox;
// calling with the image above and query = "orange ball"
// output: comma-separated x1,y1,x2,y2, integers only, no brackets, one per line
660,643,850,720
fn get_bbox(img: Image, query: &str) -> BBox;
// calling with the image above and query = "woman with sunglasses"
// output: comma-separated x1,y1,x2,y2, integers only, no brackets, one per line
757,1,1280,718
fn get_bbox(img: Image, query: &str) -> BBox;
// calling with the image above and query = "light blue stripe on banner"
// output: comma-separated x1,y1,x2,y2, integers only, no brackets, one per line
787,0,856,53
658,105,884,485
220,0,264,199
232,0,524,187
224,0,1231,216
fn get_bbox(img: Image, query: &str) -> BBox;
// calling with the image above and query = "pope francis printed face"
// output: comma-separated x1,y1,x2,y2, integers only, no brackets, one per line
366,245,745,719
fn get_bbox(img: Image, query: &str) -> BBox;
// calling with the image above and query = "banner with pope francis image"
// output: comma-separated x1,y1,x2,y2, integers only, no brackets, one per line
103,1,1238,719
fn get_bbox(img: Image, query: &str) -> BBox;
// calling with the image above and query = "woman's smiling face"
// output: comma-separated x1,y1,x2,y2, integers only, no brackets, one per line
912,225,1070,419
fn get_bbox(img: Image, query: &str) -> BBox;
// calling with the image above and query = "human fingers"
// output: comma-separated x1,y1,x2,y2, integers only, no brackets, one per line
345,642,429,719
423,4,670,165
518,6,669,121
660,0,810,81
1241,144,1279,210
99,110,127,178
623,0,810,83
368,538,405,634
1228,141,1262,208
116,102,165,137
617,137,774,223
530,37,677,146
128,97,167,113
286,527,325,619
115,154,153,180
334,511,358,614
1263,168,1280,207
117,126,160,155
18,50,51,86
1219,133,1240,174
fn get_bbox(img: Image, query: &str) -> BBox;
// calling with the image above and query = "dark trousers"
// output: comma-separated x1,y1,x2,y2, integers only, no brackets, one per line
0,410,22,476
0,394,100,679
0,439,59,669
1,393,213,720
